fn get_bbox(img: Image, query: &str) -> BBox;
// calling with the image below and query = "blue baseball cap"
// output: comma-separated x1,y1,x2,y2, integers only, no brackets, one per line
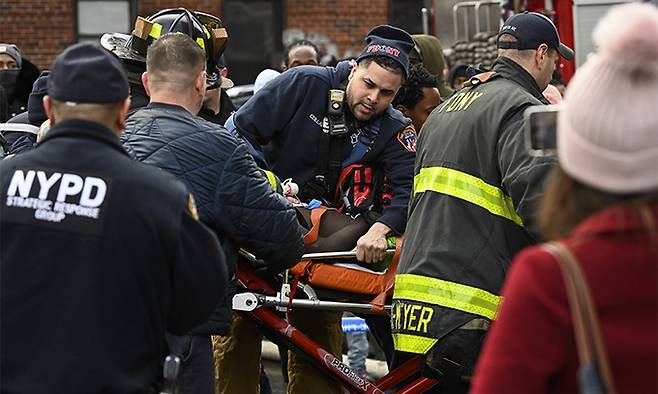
497,12,574,60
356,25,415,77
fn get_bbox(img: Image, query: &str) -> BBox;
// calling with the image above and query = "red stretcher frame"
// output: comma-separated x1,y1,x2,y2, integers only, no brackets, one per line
235,259,439,394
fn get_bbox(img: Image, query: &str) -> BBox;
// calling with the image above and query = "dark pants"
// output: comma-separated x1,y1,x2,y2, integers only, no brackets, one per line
390,318,490,394
165,333,215,394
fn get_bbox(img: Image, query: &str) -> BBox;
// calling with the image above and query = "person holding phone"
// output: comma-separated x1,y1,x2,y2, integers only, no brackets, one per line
471,4,658,393
390,12,574,392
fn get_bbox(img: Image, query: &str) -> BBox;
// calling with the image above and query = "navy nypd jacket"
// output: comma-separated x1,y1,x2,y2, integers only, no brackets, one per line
234,61,416,234
122,103,305,334
0,119,228,392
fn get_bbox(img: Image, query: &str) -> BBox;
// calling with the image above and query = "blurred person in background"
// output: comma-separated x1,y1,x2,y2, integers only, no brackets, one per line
392,63,441,133
282,39,320,71
0,71,49,155
471,3,658,393
448,64,470,90
0,43,39,122
412,34,453,98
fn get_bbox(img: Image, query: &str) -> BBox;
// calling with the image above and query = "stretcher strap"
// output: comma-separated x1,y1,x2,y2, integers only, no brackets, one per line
303,206,329,244
287,272,301,313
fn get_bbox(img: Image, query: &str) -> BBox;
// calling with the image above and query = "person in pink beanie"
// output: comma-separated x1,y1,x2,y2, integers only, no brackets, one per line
470,3,658,394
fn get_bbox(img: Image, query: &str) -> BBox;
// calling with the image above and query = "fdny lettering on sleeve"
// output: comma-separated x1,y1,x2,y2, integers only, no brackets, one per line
2,168,111,234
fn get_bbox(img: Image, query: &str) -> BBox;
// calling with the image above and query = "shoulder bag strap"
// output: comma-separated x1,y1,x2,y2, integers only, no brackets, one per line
542,242,617,394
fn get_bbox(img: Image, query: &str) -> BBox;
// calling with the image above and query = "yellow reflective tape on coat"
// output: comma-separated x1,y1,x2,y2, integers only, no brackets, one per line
149,23,163,39
413,166,523,226
196,38,205,49
262,170,278,191
393,333,438,355
393,274,501,320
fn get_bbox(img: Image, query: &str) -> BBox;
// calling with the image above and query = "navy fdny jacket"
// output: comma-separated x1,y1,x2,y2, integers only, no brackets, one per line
122,103,305,334
0,119,228,393
234,61,416,234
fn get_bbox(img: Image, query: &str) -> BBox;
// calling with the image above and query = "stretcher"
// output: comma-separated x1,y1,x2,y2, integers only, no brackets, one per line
232,239,439,393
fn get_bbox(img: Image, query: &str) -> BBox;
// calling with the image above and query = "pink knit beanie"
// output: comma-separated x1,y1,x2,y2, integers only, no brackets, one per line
558,3,658,194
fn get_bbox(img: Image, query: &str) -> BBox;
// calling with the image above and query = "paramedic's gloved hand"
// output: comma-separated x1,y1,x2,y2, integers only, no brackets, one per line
355,222,390,264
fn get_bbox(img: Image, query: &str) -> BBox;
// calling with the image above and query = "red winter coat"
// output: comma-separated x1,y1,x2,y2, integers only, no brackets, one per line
471,203,658,394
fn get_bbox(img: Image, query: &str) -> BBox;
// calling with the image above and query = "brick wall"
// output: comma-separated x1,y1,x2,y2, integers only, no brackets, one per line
0,0,389,71
138,0,222,19
287,0,389,58
1,0,76,70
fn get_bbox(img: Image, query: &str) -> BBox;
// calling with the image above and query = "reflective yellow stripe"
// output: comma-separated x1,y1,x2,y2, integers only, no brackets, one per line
393,274,501,320
149,23,162,39
393,333,438,354
196,37,205,49
263,170,277,191
203,25,211,39
414,166,523,226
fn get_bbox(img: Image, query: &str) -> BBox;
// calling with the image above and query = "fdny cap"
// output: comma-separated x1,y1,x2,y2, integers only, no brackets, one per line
497,12,575,60
48,42,129,104
356,25,415,76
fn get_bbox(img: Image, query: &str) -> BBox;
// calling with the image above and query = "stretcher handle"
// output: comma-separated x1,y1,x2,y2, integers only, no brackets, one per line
301,249,395,260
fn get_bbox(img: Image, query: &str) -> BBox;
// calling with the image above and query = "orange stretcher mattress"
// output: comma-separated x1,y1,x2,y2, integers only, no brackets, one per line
291,206,403,313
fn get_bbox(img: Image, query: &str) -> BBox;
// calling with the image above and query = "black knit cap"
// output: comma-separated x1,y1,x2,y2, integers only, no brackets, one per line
27,70,49,126
48,42,129,103
356,25,415,76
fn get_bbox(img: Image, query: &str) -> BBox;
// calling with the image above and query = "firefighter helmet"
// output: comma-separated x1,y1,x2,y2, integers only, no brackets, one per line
101,8,228,88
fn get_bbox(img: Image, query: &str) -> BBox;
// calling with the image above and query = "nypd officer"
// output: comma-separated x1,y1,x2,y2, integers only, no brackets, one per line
0,42,228,393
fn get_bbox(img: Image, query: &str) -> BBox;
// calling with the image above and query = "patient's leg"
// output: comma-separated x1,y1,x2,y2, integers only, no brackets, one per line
296,207,369,253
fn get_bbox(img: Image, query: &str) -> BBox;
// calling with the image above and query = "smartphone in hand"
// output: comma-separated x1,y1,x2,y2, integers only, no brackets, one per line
524,104,560,157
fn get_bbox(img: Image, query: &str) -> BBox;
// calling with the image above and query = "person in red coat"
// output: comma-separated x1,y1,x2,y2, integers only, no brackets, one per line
470,3,658,394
